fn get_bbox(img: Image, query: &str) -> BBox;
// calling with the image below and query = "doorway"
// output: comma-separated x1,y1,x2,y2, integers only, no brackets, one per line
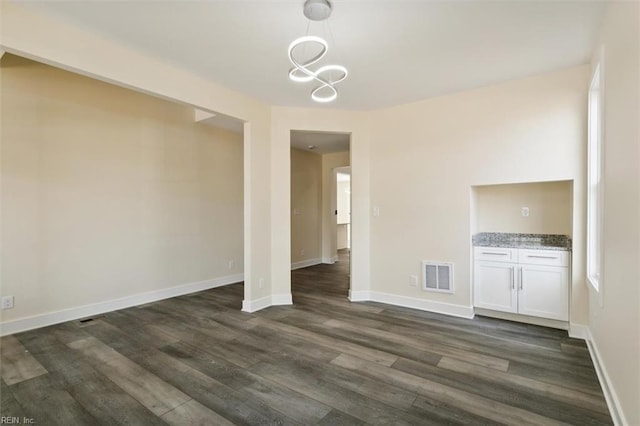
335,167,351,276
289,130,351,296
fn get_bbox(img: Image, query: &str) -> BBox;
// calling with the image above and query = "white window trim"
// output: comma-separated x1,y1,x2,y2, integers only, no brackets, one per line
586,46,605,305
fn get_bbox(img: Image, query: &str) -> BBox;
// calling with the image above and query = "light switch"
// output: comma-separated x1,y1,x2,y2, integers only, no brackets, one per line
521,207,530,217
373,207,380,217
409,275,418,287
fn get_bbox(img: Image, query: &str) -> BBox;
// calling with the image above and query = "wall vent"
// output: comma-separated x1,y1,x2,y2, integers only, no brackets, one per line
422,261,454,294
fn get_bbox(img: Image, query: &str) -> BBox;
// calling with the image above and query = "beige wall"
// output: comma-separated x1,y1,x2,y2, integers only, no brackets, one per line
0,1,274,312
290,148,322,264
1,55,243,324
369,66,588,321
588,3,639,424
270,106,366,300
474,181,573,235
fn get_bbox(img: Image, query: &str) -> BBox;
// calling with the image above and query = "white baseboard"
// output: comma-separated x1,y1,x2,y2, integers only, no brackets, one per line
568,323,589,339
349,290,371,302
584,328,627,426
242,295,271,313
272,293,293,306
349,290,474,319
322,256,338,264
0,273,244,337
242,293,293,313
291,258,322,270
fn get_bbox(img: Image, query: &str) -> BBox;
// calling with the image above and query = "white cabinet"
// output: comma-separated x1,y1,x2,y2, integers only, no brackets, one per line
474,247,569,321
474,261,517,313
518,249,570,267
474,247,518,263
519,264,569,321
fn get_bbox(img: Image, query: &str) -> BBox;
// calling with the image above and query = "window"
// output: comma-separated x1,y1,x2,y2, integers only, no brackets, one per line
587,59,603,293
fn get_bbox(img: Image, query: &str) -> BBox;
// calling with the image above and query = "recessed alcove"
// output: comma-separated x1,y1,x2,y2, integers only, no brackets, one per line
471,180,573,237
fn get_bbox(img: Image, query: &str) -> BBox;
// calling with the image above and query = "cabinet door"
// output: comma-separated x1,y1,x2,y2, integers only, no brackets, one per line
474,261,517,313
518,265,569,321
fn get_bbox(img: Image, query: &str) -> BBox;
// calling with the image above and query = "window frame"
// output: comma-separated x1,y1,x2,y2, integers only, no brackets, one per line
586,49,605,299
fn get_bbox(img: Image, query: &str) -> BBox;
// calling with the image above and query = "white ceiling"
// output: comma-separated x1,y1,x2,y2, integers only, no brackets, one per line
290,130,350,154
23,0,606,111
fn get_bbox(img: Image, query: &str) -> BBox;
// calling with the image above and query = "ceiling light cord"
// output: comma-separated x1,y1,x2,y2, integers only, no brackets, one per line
325,20,343,82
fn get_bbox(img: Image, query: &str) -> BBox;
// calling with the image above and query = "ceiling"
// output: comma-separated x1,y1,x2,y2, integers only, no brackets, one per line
290,130,350,154
22,1,606,111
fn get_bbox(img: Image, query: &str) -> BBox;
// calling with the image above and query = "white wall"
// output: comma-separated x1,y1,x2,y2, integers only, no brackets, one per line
337,180,351,225
474,181,573,235
290,148,322,265
322,153,350,262
336,176,351,251
337,225,349,250
588,3,639,424
369,66,588,322
1,55,243,327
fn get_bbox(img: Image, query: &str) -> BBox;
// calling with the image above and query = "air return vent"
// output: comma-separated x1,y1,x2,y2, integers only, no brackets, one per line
422,261,454,294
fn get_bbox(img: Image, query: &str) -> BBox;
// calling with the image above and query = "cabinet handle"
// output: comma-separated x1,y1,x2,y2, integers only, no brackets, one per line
482,252,508,256
526,255,558,259
519,267,524,290
511,266,515,289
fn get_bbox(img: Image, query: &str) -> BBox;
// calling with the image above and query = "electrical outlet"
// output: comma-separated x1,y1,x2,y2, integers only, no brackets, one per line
1,296,14,310
259,278,265,289
521,207,530,217
409,275,418,287
373,206,380,217
300,249,305,256
228,260,235,269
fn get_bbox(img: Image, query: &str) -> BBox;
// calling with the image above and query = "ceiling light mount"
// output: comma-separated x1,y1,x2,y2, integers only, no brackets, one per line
303,0,332,21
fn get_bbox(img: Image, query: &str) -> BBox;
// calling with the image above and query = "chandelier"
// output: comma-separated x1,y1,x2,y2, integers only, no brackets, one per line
288,0,348,103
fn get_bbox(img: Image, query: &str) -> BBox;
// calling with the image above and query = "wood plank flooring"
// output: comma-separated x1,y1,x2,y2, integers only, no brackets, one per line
0,250,612,425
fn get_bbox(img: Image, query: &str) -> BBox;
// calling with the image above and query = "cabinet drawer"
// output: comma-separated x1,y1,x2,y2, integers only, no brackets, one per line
474,247,517,263
518,249,569,267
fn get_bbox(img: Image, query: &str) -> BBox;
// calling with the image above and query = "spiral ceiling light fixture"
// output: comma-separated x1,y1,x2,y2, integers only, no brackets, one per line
288,0,347,103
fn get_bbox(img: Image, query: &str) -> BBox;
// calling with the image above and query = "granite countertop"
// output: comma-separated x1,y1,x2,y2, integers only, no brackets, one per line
472,232,572,251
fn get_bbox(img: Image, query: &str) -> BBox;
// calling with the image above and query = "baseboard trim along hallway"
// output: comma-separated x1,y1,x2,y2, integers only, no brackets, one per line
291,258,323,270
350,290,475,319
0,273,244,336
242,293,293,313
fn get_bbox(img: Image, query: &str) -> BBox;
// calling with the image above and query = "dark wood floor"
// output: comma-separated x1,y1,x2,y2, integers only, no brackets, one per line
1,250,611,425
